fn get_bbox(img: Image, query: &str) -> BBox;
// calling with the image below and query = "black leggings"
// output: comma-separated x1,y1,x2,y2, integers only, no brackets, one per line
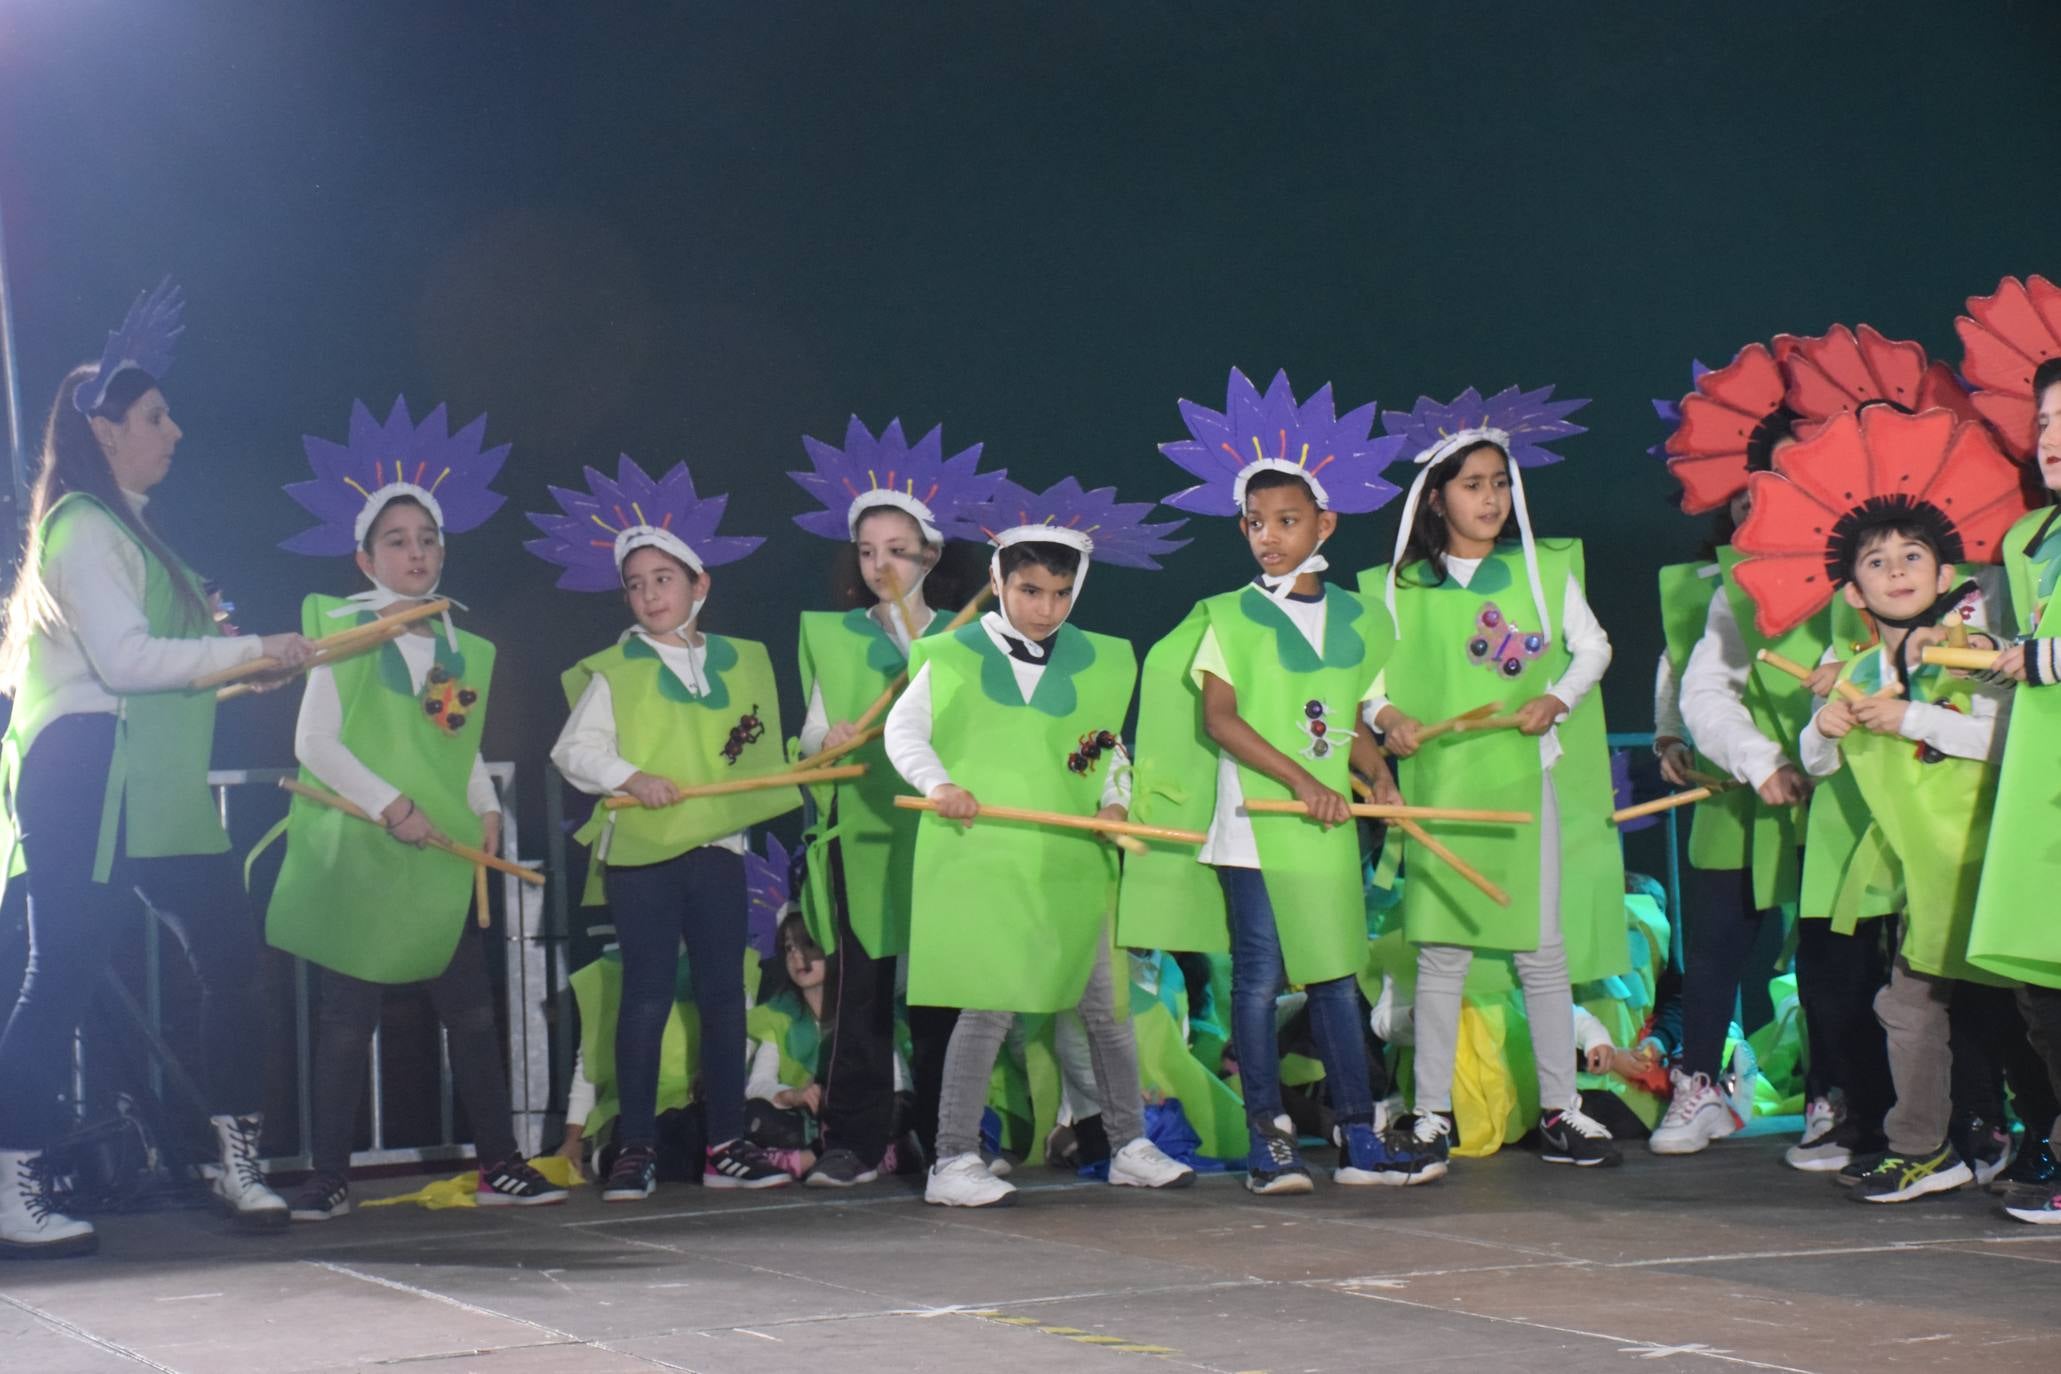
0,714,264,1150
1795,915,1894,1129
1680,865,1783,1080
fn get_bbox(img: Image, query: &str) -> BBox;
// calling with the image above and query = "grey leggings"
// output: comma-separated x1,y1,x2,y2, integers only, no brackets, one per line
1411,777,1578,1116
935,934,1144,1160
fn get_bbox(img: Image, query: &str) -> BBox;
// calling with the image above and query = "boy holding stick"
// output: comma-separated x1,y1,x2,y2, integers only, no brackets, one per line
887,477,1198,1207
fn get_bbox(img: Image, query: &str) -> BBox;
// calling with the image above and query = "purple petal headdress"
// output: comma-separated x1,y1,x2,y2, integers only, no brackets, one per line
1159,367,1405,516
1379,384,1590,642
744,833,793,961
75,277,185,416
524,454,764,591
282,398,510,556
977,476,1189,570
789,416,1004,544
1649,362,1712,462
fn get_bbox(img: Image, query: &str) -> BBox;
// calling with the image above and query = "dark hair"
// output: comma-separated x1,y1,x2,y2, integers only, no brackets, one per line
998,540,1081,580
764,910,834,1022
1241,468,1320,507
1397,440,1518,586
1832,505,1958,586
360,493,437,552
2,364,211,686
826,507,983,610
1744,405,1799,476
2034,355,2061,408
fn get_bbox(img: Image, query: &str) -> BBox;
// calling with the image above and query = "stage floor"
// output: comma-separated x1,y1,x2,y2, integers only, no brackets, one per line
5,1124,2058,1374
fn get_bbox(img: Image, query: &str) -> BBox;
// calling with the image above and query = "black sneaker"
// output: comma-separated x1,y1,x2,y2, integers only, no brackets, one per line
1850,1142,1974,1203
803,1148,880,1189
1538,1105,1622,1167
602,1144,657,1202
1951,1115,2017,1188
1997,1134,2059,1194
1244,1113,1314,1195
477,1155,569,1208
704,1139,793,1190
289,1173,350,1222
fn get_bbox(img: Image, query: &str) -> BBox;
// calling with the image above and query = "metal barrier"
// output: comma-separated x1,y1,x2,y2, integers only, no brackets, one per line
1607,731,1687,969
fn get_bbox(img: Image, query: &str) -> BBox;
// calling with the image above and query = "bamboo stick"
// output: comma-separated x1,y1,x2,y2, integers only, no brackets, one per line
1243,798,1533,824
1350,776,1508,906
892,794,1206,845
1757,647,1903,703
603,763,866,809
196,599,450,689
1945,613,1970,649
1450,712,1525,734
1412,702,1499,744
877,562,924,649
1919,645,1999,671
279,778,544,886
474,864,490,929
1611,786,1732,825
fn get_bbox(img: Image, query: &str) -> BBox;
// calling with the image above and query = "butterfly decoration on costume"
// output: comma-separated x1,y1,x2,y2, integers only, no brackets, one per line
1297,698,1334,761
1466,603,1548,678
1068,729,1122,775
421,664,479,734
722,705,766,766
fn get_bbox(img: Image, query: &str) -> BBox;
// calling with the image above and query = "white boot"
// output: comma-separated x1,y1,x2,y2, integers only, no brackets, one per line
210,1115,288,1230
0,1149,96,1257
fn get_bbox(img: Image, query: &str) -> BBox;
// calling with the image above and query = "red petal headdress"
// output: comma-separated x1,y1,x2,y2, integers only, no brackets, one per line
1955,274,2061,459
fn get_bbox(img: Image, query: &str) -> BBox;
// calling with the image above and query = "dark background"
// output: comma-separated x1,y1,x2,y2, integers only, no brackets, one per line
3,0,2056,856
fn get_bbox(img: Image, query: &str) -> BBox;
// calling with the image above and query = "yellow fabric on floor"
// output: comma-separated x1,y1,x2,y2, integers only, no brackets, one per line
358,1153,584,1210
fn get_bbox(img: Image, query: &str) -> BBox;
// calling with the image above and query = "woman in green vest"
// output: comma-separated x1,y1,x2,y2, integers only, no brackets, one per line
532,454,796,1201
786,416,997,1184
889,476,1196,1207
1366,384,1628,1173
266,397,565,1221
0,283,315,1255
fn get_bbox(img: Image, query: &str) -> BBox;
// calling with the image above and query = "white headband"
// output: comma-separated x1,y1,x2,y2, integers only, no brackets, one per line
613,525,705,576
1232,458,1333,512
1382,427,1553,645
848,489,944,546
353,482,446,546
988,524,1094,643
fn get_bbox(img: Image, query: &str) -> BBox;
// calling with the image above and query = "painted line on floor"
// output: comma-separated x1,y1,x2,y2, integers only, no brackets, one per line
0,1292,183,1373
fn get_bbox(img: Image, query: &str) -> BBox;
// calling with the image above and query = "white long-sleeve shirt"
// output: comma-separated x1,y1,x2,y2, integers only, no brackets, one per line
19,490,263,726
884,612,1128,810
1652,651,1688,747
549,630,746,856
1798,640,2009,777
293,630,499,821
798,602,935,758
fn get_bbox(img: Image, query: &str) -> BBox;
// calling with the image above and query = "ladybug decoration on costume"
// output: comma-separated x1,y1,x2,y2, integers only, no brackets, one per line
1298,698,1334,761
1068,728,1120,775
420,665,479,735
722,704,766,766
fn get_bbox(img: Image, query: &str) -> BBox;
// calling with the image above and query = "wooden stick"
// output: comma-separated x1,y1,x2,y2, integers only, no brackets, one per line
892,794,1206,845
195,599,450,689
1413,702,1499,744
1756,647,1904,703
474,864,490,930
603,764,866,809
1450,713,1525,735
1920,645,1999,671
1945,613,1970,650
1351,777,1508,906
786,584,997,773
278,778,544,886
1681,767,1733,789
1242,798,1533,824
1611,786,1732,824
877,563,923,649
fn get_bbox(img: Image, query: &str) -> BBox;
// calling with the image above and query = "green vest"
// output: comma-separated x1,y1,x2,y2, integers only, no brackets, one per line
563,634,797,885
1356,541,1627,983
1833,649,2005,984
903,621,1136,1013
746,992,821,1092
796,608,938,958
265,596,495,984
1969,506,2061,986
1,492,229,896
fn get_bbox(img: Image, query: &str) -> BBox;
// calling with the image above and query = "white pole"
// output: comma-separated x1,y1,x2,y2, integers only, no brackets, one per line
0,187,27,526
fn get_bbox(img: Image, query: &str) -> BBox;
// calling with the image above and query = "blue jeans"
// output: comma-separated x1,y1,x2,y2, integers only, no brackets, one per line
1217,866,1373,1128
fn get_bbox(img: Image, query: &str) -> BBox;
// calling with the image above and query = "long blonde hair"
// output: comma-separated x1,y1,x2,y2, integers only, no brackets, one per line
0,364,210,692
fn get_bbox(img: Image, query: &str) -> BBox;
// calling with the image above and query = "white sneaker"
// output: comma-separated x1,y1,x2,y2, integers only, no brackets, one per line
1108,1137,1196,1189
925,1152,1016,1208
210,1114,289,1229
0,1149,97,1257
1648,1070,1742,1156
1785,1096,1849,1171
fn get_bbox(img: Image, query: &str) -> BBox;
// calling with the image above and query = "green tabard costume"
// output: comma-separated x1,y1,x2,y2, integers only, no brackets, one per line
903,621,1135,1014
1969,506,2061,986
1,493,231,898
562,633,797,900
1117,583,1394,987
1830,649,2005,985
796,608,938,957
265,596,495,984
1357,541,1626,983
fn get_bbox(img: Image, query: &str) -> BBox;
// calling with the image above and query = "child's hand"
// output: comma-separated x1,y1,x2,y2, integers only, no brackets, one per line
1515,694,1568,737
1806,662,1844,698
1375,706,1425,757
1656,738,1693,786
1755,764,1811,807
801,1082,824,1114
554,1122,587,1176
1365,770,1404,808
1814,698,1857,740
1850,695,1909,735
1292,774,1352,828
822,721,860,752
259,632,316,669
932,784,979,824
1584,1043,1614,1075
1095,802,1128,824
480,811,502,860
623,771,681,809
1984,644,2030,684
381,795,447,848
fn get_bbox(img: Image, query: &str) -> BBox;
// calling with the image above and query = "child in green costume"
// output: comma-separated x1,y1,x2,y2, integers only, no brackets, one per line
787,416,1000,1184
266,399,566,1222
889,476,1197,1207
1126,367,1435,1195
532,455,797,1201
1736,403,2030,1204
1366,384,1627,1173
